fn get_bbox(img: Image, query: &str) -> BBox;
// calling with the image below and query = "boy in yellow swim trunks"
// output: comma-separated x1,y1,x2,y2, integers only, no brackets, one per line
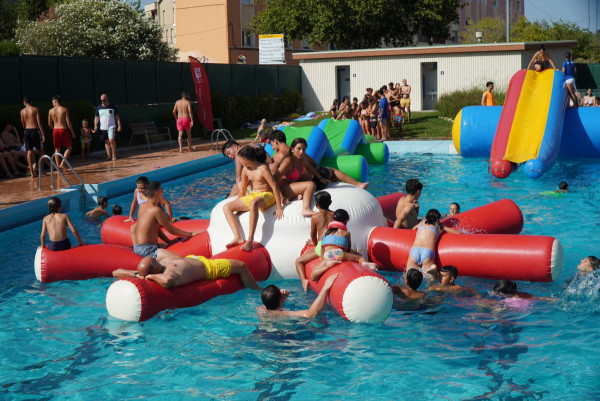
112,255,262,289
224,145,283,251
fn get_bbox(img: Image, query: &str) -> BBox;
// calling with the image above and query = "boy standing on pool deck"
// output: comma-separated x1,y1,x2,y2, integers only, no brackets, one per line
132,181,203,261
173,91,194,153
41,196,87,251
393,178,422,229
224,146,283,252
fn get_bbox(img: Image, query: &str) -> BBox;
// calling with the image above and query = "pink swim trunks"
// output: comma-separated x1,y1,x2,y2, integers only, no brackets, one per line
176,117,191,131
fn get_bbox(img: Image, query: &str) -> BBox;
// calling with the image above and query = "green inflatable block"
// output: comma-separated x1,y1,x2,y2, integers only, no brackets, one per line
321,155,368,183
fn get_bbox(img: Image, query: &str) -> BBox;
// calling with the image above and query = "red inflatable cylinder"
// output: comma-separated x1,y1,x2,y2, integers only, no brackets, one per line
376,192,404,226
101,215,210,247
106,244,272,322
441,198,523,234
303,247,392,323
35,245,141,283
367,226,563,282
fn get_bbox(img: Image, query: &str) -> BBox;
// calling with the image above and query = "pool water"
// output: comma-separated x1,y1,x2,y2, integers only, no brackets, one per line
2,154,600,400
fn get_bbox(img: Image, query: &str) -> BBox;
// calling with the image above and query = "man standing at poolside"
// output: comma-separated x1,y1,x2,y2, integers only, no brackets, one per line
48,95,75,169
94,93,122,161
20,96,47,178
400,79,411,123
173,91,194,153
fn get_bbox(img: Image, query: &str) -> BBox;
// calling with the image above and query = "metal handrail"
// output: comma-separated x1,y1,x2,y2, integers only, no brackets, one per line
38,153,85,190
210,129,234,151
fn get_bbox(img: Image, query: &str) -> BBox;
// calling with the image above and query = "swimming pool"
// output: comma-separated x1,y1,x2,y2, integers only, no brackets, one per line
2,154,600,400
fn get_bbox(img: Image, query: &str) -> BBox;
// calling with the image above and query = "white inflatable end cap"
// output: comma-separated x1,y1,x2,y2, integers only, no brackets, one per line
106,280,143,322
551,239,564,282
342,276,392,323
34,247,42,282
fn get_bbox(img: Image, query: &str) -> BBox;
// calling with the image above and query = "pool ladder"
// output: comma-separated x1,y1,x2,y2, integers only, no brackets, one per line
38,153,85,191
210,129,234,151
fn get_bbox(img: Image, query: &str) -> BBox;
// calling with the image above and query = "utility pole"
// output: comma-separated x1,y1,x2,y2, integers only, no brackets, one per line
506,0,510,43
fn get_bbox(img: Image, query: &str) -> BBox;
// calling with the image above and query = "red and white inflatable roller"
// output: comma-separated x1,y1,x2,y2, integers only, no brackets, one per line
106,244,271,322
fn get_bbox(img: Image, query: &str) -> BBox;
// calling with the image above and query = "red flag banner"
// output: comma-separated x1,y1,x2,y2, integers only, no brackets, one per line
189,56,214,131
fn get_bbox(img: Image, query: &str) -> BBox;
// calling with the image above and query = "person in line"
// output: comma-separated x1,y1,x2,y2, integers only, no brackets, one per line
258,273,338,318
329,99,338,119
576,256,600,277
377,89,390,141
173,91,194,153
86,196,109,218
481,82,495,106
309,209,377,282
223,146,283,251
20,96,48,177
448,202,460,216
126,176,173,222
526,45,556,71
351,97,359,121
222,139,274,198
393,178,422,229
407,209,461,277
392,103,404,137
358,100,370,135
48,95,75,169
276,137,325,217
40,196,87,251
112,205,123,216
392,269,425,300
131,181,203,260
113,254,262,290
80,119,92,160
368,97,379,139
295,191,334,291
582,88,596,107
400,79,411,123
93,93,122,161
562,52,579,108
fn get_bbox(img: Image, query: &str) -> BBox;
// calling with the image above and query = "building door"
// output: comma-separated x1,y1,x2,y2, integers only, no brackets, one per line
336,66,350,102
421,62,438,110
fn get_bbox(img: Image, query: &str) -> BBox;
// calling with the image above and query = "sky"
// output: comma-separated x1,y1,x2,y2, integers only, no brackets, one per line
525,0,600,31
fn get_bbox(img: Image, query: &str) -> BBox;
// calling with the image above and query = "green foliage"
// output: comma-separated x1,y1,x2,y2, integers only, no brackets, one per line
15,0,177,61
461,17,506,44
252,0,461,49
0,0,20,40
210,90,304,129
0,40,21,56
435,88,506,118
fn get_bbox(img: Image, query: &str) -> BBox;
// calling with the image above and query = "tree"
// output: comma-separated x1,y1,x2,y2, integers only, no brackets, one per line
461,17,506,44
15,0,177,61
252,0,461,49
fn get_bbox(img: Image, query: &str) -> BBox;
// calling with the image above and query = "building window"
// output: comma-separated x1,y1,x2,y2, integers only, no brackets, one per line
516,0,521,12
162,10,165,25
242,30,255,47
240,0,253,4
165,29,168,41
493,0,498,6
170,29,173,43
301,36,311,49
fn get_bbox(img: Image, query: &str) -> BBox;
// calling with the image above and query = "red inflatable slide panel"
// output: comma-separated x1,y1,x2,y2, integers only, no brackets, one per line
35,244,141,283
101,215,210,247
106,243,272,322
368,226,561,282
302,246,392,323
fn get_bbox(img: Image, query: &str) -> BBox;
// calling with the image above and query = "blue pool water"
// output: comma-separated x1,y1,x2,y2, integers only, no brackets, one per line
2,154,600,400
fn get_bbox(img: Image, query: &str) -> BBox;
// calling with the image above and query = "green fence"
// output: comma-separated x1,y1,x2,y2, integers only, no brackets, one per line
0,55,302,106
575,63,600,94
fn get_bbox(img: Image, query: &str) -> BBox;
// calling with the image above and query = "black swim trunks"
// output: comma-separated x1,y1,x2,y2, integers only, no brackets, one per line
24,129,42,151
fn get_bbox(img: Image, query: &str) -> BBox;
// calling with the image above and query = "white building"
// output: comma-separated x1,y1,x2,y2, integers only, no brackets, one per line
294,41,575,112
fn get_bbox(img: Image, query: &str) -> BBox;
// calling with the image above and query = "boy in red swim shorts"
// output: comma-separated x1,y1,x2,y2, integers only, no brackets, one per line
173,91,194,153
48,95,75,169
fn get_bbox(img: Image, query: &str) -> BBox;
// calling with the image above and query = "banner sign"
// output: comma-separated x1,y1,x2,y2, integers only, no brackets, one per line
189,56,214,131
259,34,286,65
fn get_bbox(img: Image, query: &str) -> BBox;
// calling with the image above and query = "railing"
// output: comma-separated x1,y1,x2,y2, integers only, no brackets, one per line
38,153,85,190
210,129,235,151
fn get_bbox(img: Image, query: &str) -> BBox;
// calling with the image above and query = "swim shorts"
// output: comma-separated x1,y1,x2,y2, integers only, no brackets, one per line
409,246,435,266
100,128,116,141
379,117,389,125
176,117,192,131
370,118,377,128
400,98,411,107
239,191,275,211
394,115,404,124
24,129,42,151
186,255,232,280
565,77,575,85
133,243,159,258
47,238,72,251
53,128,72,148
323,248,344,262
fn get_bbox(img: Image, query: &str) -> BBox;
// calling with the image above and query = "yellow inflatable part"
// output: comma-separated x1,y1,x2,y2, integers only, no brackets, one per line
504,69,554,163
452,109,462,154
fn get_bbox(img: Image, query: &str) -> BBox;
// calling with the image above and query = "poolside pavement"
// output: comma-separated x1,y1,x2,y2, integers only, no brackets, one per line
0,138,250,210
